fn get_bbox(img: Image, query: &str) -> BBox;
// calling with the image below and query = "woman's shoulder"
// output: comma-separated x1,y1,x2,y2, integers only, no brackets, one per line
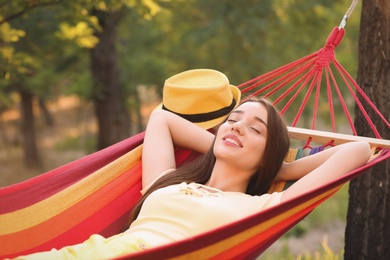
141,168,176,195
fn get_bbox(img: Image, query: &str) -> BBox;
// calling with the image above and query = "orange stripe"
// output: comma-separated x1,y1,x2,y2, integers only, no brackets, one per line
0,146,142,234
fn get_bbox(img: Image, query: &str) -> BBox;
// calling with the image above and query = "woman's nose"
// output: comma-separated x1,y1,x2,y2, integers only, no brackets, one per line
231,121,244,134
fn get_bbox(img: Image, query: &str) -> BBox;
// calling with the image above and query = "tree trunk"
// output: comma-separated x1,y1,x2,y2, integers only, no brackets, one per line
130,86,144,133
19,90,42,169
38,98,54,127
90,10,130,150
344,0,390,259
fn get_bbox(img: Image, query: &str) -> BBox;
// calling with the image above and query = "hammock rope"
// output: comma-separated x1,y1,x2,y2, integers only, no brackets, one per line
339,0,360,29
238,26,389,139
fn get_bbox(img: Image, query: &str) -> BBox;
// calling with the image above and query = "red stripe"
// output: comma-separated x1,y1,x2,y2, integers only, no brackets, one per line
0,163,142,258
0,133,144,213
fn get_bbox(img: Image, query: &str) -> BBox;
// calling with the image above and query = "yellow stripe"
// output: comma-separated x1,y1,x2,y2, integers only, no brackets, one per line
285,148,299,163
0,145,142,235
268,149,298,193
169,185,342,260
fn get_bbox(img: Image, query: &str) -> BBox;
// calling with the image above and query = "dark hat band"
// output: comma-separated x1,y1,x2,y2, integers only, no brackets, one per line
162,99,236,123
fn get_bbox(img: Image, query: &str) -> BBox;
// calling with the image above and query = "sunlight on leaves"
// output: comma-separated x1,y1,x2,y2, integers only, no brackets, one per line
97,1,108,11
143,0,162,17
88,16,101,30
0,46,15,60
56,22,99,48
123,0,162,20
0,21,26,42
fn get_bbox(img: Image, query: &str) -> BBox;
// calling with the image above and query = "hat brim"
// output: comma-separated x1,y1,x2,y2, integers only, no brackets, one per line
153,85,241,130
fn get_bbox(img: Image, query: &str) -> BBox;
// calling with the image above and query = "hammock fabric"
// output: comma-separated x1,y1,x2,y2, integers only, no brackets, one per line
1,26,389,259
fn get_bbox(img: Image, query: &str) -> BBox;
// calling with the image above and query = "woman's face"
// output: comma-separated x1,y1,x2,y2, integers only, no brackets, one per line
213,101,268,172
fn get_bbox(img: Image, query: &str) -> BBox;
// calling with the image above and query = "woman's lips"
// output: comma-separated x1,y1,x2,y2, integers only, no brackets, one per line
223,134,243,147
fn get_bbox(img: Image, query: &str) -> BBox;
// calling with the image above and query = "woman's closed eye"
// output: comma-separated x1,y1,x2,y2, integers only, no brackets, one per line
250,126,261,134
227,118,262,134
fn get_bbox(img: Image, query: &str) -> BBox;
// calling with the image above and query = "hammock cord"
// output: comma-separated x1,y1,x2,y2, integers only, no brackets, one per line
339,0,360,29
239,0,390,138
325,67,336,132
238,25,389,139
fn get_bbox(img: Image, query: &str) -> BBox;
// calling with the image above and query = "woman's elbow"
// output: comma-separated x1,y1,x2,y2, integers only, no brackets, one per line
355,141,371,165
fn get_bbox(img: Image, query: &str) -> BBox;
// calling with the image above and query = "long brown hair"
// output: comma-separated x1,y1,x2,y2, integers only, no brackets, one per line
127,97,290,225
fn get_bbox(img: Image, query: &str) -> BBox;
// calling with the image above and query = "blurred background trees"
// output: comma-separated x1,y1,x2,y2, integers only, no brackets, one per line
0,0,360,168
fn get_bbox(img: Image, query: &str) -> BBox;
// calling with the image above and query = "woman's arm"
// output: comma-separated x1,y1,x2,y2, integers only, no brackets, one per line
280,141,371,203
142,109,214,188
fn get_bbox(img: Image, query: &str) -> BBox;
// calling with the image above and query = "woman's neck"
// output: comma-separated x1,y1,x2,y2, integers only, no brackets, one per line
205,161,251,193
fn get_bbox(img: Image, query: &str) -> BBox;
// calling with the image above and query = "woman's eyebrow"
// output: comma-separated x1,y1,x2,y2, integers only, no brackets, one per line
231,110,243,114
254,116,267,127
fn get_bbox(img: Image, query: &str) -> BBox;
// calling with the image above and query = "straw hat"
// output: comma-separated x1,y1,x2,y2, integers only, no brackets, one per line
156,69,241,129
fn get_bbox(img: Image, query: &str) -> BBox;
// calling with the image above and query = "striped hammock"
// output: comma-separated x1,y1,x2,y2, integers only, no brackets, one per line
1,25,389,259
0,132,388,259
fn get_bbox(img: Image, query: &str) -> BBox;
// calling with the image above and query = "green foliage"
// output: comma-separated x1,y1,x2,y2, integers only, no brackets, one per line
1,0,363,138
56,21,99,48
285,221,309,238
261,243,296,259
260,241,343,260
151,0,280,83
0,20,25,42
1,0,361,114
54,134,96,153
1,4,63,92
117,7,170,97
63,71,94,100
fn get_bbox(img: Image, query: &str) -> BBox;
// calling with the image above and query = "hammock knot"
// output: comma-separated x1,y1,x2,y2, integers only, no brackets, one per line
316,46,335,68
325,27,345,48
314,27,344,69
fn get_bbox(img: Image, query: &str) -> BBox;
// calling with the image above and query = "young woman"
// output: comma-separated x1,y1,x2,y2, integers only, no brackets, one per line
13,73,371,260
125,98,371,251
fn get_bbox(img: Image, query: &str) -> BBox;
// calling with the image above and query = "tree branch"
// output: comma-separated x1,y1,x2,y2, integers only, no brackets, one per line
0,0,59,25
